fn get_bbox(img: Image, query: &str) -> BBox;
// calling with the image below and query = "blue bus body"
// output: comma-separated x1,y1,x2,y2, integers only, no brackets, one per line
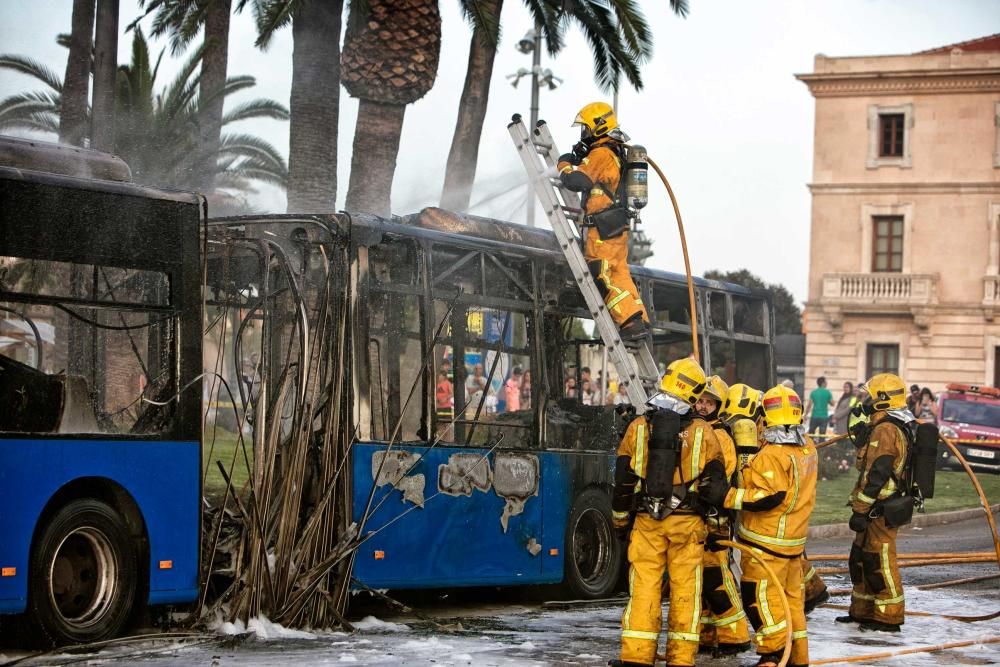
0,137,204,640
0,439,200,613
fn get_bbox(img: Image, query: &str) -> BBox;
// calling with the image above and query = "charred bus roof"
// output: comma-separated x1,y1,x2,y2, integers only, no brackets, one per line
0,135,132,182
211,207,771,301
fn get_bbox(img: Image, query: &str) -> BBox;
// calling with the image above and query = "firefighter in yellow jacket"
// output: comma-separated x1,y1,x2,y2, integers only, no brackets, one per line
723,383,764,482
721,385,818,667
557,102,649,340
610,358,729,667
696,376,751,657
838,373,911,631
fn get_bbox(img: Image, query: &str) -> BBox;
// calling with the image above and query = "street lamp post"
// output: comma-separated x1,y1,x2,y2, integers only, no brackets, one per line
508,19,561,227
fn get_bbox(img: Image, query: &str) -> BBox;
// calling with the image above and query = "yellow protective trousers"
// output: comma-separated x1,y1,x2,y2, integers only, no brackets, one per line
621,513,706,667
584,227,648,327
740,550,808,666
699,546,750,649
848,516,904,625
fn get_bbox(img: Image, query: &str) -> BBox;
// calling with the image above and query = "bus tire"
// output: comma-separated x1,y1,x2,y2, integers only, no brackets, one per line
564,488,623,599
26,498,138,646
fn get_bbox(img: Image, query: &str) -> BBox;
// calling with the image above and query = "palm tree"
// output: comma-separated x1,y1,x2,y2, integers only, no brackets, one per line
92,0,119,151
440,0,687,214
60,0,95,146
134,0,242,190
0,29,289,195
254,0,344,214
341,0,441,217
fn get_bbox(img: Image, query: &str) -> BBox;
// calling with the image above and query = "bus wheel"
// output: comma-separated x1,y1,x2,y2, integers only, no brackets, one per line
564,489,622,599
27,499,138,646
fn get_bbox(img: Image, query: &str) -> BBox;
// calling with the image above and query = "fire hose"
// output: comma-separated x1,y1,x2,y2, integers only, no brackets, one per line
647,156,699,363
939,435,1000,570
810,636,1000,665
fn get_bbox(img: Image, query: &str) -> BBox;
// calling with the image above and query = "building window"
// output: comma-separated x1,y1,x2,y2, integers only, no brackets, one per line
879,113,905,157
867,344,899,377
867,103,913,169
872,215,904,272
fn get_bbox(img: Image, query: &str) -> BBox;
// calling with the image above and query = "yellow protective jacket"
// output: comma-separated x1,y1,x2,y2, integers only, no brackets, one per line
613,413,724,524
725,437,818,557
850,413,908,513
557,138,623,216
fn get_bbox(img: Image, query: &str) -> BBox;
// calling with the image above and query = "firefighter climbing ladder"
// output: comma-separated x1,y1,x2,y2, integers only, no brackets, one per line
508,114,659,407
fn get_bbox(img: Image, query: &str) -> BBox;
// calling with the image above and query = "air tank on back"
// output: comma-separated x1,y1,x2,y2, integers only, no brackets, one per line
625,144,648,210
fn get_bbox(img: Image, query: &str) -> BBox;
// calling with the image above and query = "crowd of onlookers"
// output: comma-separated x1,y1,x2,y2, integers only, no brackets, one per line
434,361,635,419
804,376,937,435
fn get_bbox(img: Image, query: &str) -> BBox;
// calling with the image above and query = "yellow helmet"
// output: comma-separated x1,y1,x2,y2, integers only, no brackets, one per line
725,383,763,420
659,357,707,405
863,373,907,411
703,375,730,405
573,101,618,139
762,385,804,428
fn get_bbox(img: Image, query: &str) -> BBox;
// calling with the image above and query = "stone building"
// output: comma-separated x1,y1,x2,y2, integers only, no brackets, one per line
797,35,1000,392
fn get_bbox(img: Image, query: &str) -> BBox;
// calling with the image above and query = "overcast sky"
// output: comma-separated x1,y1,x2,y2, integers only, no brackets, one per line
1,0,997,303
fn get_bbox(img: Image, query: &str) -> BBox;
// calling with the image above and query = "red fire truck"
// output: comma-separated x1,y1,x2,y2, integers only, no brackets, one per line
937,383,1000,474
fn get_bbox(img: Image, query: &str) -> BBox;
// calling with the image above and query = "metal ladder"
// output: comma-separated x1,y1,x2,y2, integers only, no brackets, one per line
507,114,660,407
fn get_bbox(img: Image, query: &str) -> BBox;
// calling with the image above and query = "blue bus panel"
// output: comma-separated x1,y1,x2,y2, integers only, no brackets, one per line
351,442,612,589
0,439,200,613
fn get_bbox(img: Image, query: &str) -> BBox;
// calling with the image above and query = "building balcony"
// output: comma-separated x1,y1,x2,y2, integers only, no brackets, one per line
821,272,938,309
818,272,938,342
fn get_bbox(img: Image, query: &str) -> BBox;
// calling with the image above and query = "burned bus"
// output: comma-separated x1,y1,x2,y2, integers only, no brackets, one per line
0,137,204,644
206,208,775,600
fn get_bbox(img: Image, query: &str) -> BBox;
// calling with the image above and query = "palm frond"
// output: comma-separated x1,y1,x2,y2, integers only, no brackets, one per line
218,132,288,169
0,55,63,93
253,0,297,49
160,42,205,116
222,75,257,97
222,98,290,125
0,112,60,135
608,0,653,64
0,91,61,119
669,0,690,18
458,0,501,49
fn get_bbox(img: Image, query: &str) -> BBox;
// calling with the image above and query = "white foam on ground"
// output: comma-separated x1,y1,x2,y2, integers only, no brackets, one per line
399,637,455,651
352,615,411,632
211,614,317,640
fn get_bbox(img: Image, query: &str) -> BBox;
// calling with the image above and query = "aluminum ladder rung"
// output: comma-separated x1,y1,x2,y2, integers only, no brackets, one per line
508,114,658,407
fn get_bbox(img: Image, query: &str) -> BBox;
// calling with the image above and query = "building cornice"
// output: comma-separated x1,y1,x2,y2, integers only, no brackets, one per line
795,68,1000,97
808,181,1000,195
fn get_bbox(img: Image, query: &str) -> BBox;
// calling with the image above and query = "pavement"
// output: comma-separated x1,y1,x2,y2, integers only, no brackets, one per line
3,513,996,666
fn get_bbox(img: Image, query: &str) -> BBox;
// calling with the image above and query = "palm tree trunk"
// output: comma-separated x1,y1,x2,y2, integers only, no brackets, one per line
439,0,502,214
344,99,404,217
90,0,118,152
197,0,231,191
286,0,342,213
60,0,95,146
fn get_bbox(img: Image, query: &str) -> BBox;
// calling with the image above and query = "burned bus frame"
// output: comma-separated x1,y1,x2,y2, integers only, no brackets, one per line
209,208,774,598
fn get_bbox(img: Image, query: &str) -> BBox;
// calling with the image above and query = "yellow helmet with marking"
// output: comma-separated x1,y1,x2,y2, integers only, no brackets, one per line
762,385,804,428
863,373,907,411
659,357,707,405
703,375,730,406
573,101,618,139
724,383,763,420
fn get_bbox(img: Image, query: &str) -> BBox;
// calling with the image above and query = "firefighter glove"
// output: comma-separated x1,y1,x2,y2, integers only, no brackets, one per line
849,511,869,532
558,152,581,167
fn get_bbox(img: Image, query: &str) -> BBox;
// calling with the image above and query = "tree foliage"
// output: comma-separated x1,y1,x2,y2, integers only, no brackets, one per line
704,268,802,335
0,29,288,196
